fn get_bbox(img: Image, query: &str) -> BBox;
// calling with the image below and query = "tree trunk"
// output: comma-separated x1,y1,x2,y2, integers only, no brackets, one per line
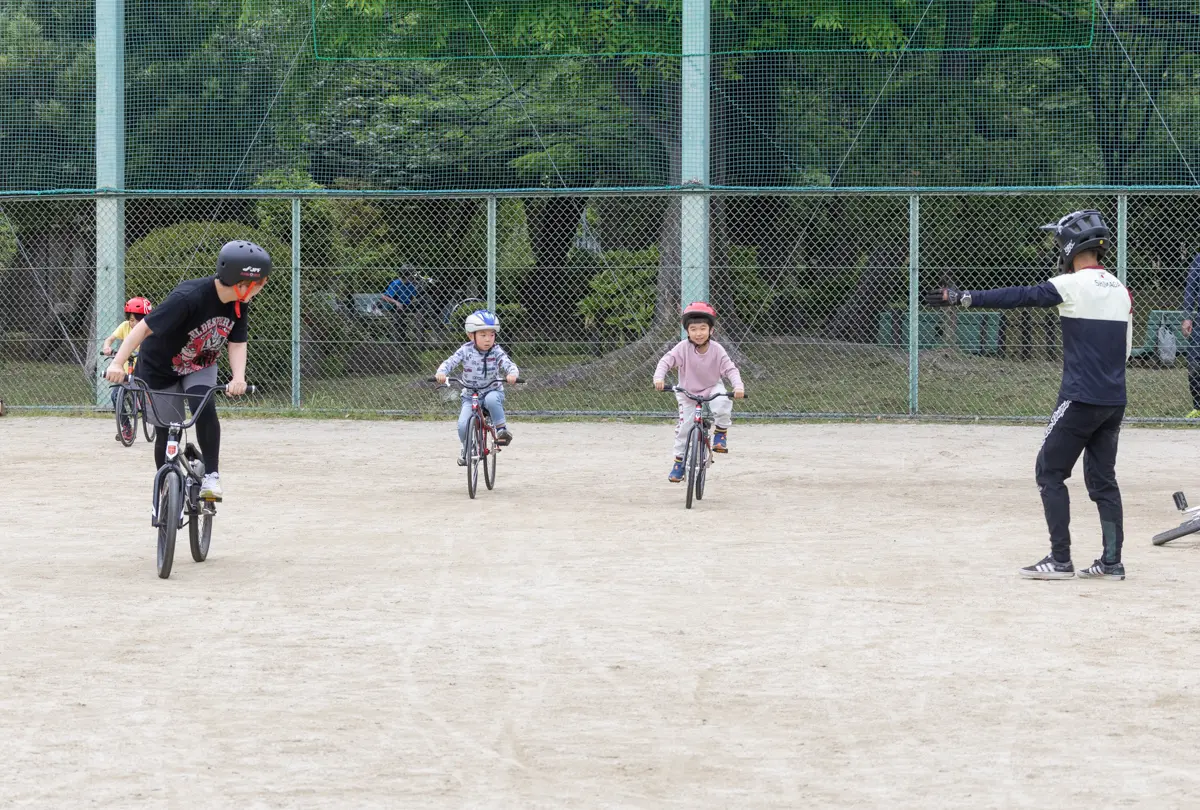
825,248,901,343
16,223,92,367
521,196,585,340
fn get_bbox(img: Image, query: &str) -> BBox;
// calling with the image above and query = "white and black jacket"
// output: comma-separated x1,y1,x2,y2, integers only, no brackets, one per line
969,267,1132,406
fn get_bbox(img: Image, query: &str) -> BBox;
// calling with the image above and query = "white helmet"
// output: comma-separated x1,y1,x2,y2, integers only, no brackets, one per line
465,309,500,334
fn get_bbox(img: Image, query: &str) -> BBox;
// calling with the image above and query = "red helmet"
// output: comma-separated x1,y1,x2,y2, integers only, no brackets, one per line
681,301,717,328
125,297,153,316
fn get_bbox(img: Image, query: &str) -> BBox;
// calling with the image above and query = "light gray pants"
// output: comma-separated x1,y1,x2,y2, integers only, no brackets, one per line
673,384,732,458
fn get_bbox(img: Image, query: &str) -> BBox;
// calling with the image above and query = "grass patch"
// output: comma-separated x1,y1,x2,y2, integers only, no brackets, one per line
3,343,1196,421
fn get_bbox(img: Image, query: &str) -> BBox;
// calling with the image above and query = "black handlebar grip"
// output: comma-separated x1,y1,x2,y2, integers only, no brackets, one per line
427,377,439,383
515,377,525,383
740,392,748,400
245,384,256,395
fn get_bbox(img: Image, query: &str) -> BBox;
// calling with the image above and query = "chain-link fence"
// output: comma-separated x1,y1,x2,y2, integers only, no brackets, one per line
2,190,1199,421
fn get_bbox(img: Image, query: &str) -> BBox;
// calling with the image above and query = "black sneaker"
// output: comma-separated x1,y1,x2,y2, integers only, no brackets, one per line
1077,559,1125,580
1019,555,1075,580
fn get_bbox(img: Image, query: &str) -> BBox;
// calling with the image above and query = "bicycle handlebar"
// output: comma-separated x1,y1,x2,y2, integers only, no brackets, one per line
428,376,525,391
663,385,746,402
118,378,256,430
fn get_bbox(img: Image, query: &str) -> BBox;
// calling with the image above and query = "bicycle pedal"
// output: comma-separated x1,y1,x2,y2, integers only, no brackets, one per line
1174,491,1188,511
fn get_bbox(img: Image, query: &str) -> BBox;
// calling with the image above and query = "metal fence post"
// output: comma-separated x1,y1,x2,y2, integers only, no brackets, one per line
94,0,125,406
1116,194,1128,285
909,194,920,415
291,198,301,408
487,196,497,311
680,0,710,310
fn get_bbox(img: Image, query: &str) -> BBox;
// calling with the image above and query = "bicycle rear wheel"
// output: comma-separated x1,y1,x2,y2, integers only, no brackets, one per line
157,469,181,579
189,507,214,562
1152,517,1200,546
116,389,137,446
465,415,479,499
685,430,701,509
187,458,212,561
483,425,498,490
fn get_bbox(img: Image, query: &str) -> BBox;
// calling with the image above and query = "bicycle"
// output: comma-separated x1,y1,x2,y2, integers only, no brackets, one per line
430,376,523,499
119,377,255,578
663,385,744,509
1152,490,1200,546
111,372,154,446
105,344,154,446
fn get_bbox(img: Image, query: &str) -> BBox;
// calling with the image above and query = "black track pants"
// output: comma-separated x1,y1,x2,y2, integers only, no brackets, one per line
1035,400,1125,565
1189,356,1200,411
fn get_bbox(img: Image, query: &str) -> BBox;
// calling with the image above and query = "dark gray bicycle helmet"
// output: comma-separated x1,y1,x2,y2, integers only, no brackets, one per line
1039,210,1110,273
216,241,272,286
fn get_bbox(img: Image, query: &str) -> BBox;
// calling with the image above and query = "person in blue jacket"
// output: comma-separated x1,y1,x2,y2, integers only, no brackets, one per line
1181,254,1200,418
926,210,1133,581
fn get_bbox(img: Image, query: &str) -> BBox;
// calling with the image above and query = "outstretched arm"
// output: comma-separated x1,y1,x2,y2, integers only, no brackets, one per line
925,281,1063,310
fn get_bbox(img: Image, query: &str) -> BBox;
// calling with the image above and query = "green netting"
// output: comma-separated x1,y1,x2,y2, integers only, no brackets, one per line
2,0,1199,193
311,0,1093,60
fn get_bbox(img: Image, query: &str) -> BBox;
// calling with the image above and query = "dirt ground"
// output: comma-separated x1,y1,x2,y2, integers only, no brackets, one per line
2,417,1199,808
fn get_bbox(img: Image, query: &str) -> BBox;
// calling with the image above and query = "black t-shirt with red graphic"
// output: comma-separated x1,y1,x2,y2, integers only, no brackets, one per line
138,276,249,388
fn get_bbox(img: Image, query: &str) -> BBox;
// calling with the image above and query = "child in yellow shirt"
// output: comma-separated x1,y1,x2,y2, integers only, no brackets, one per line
103,297,153,375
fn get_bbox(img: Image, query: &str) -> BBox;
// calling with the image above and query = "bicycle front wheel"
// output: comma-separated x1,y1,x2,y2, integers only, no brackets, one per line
465,415,479,499
695,435,708,501
116,389,137,446
685,429,702,509
157,469,181,579
483,426,498,490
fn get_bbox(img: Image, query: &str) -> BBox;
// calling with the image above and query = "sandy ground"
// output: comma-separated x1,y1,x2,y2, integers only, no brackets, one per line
2,417,1199,808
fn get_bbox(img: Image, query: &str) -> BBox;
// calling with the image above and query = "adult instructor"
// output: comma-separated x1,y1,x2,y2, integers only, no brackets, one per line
1181,253,1200,417
926,210,1133,580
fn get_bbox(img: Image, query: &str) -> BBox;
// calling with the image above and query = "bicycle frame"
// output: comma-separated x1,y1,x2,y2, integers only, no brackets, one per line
669,386,734,447
120,378,252,525
437,376,510,451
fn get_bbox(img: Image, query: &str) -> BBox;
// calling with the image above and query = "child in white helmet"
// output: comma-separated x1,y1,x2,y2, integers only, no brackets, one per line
435,310,519,465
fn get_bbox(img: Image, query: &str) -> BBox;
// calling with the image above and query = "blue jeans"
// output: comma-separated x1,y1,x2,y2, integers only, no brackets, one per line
458,390,506,446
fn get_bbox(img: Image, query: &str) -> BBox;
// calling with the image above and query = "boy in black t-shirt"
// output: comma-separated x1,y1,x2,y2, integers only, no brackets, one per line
106,241,272,501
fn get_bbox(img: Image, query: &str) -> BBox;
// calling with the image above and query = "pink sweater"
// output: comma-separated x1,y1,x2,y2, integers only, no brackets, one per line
654,339,744,392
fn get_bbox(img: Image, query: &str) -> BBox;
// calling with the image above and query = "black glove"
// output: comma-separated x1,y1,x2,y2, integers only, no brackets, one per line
923,286,970,308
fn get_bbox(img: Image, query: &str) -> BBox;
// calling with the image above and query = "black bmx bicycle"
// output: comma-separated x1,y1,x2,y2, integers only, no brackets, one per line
1152,491,1200,546
119,378,254,578
431,376,523,499
664,385,743,509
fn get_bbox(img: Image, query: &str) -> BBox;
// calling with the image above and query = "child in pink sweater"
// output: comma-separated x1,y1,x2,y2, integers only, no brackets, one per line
653,302,745,482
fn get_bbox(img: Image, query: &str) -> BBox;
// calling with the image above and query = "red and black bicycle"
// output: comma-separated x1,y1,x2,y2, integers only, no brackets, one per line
663,385,744,509
431,376,523,499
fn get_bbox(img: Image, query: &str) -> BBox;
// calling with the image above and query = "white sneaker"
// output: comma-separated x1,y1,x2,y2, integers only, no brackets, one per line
199,472,223,502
